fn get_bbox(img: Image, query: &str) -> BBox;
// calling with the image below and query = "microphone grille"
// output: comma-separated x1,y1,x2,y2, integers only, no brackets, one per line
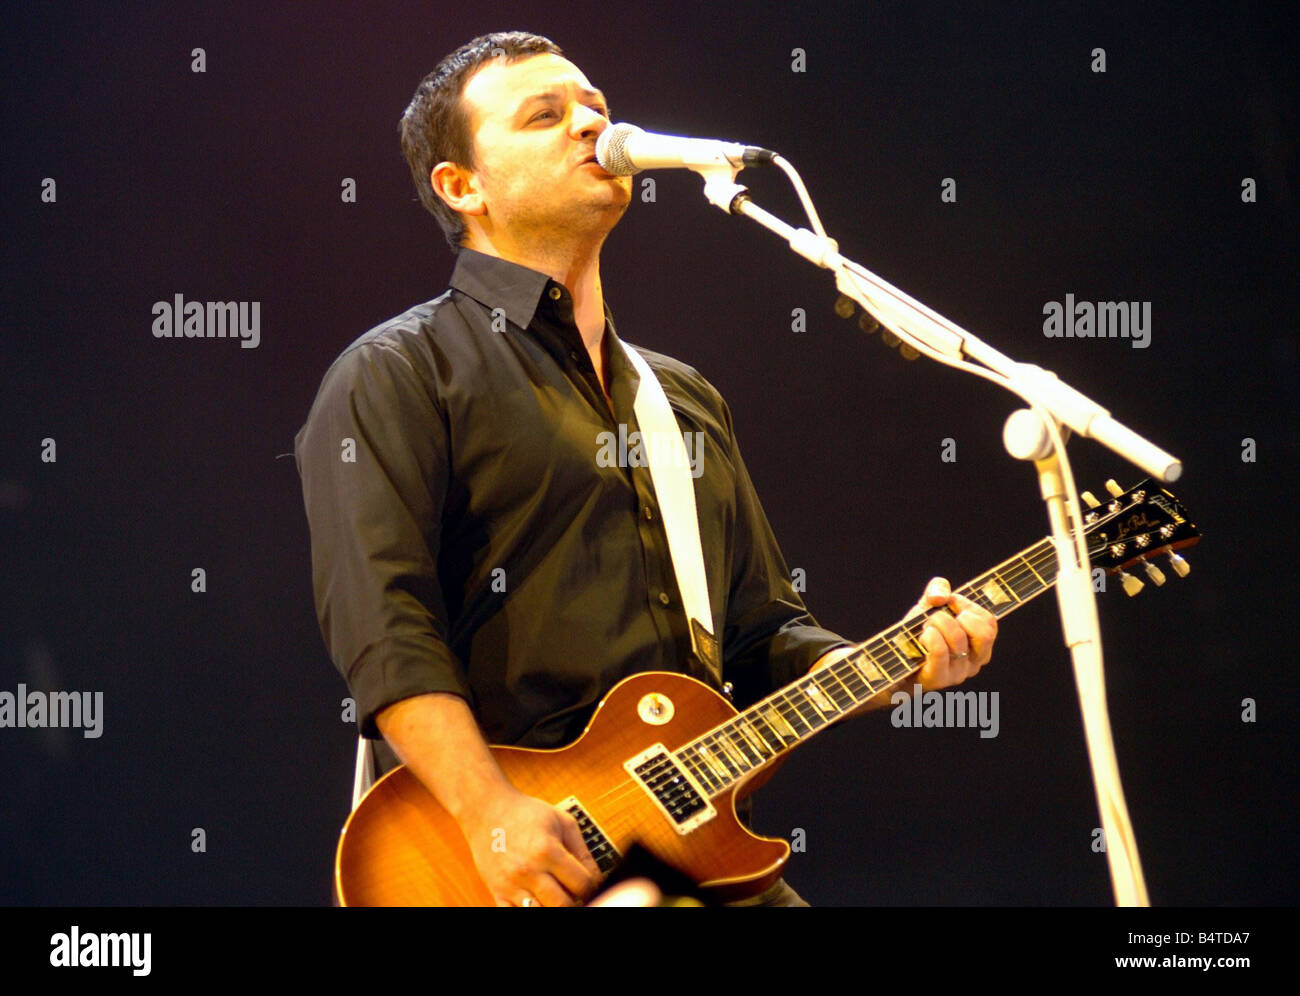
596,123,643,176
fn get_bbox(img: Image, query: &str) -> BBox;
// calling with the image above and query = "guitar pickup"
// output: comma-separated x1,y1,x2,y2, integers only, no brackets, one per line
624,745,716,835
558,796,622,874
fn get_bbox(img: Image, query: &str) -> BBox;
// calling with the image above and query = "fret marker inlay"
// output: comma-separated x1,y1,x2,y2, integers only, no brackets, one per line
981,579,1012,605
804,683,835,714
892,633,924,660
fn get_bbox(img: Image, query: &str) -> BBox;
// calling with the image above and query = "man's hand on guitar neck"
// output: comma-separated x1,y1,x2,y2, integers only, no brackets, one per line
376,692,601,907
811,576,998,713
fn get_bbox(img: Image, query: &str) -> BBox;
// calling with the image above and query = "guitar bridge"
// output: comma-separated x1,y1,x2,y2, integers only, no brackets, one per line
624,744,716,835
558,797,622,873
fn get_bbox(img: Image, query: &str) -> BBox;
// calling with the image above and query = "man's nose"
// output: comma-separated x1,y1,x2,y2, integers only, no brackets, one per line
570,104,608,136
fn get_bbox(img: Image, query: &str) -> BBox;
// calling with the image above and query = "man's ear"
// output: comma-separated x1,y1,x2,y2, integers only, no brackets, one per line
431,161,485,217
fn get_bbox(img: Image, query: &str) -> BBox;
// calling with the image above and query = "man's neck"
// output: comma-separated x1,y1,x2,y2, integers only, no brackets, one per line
467,234,608,351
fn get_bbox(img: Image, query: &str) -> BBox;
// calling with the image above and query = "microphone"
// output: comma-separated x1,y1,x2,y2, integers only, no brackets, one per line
595,122,775,176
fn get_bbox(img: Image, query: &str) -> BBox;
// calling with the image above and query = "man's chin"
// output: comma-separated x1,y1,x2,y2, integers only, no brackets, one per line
580,190,632,224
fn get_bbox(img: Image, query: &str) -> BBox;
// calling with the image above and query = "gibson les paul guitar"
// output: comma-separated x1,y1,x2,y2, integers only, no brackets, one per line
335,480,1198,905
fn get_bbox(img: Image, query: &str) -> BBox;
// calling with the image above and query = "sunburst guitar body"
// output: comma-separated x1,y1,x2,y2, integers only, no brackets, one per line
335,671,786,905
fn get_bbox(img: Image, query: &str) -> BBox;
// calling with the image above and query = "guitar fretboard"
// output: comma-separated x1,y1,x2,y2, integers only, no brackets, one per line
674,536,1065,797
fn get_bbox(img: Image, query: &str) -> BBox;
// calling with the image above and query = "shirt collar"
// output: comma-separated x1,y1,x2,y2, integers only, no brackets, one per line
447,247,628,371
449,246,567,333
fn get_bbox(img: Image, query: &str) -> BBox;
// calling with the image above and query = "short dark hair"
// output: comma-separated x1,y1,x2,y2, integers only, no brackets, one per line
400,31,564,253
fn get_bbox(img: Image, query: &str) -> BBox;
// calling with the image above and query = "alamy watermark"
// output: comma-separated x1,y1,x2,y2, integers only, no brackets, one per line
1043,294,1150,349
50,926,150,976
596,425,705,478
151,294,261,348
0,684,103,738
889,682,999,738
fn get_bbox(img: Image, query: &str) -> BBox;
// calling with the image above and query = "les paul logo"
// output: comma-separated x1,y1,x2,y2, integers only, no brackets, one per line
1115,512,1158,540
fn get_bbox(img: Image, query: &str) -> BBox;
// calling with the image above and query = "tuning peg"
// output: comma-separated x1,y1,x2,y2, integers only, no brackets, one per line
899,343,920,361
1117,570,1144,596
1167,552,1190,578
834,294,855,319
1142,561,1166,586
1105,479,1124,497
1081,491,1101,509
858,312,880,334
880,329,901,349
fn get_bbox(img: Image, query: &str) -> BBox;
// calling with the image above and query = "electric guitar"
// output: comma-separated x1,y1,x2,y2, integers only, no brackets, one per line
334,480,1199,905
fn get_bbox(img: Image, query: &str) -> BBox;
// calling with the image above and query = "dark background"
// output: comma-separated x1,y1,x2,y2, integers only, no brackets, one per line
1,0,1294,906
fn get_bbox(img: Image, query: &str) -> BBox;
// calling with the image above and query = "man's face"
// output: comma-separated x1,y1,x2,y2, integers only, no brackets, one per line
453,53,632,246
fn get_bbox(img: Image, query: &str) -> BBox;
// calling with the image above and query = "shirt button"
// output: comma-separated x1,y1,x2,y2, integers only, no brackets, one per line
569,350,580,362
657,591,671,606
549,287,562,300
642,505,654,521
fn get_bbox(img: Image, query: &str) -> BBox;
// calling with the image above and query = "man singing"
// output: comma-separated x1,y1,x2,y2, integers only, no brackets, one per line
295,30,997,907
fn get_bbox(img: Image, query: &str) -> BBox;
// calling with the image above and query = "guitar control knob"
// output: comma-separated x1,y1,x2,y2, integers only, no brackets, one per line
1118,570,1144,597
1142,561,1166,586
1168,552,1190,578
1105,479,1124,497
1081,491,1101,509
637,693,675,725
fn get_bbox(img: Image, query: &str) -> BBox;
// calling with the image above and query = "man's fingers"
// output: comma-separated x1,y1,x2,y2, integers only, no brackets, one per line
918,623,951,682
919,611,980,689
947,592,997,666
908,578,1000,689
554,812,601,896
520,871,575,908
547,842,599,901
925,576,952,603
908,577,952,618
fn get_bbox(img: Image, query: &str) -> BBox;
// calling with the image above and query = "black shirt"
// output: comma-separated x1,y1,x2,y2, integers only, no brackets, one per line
294,247,852,765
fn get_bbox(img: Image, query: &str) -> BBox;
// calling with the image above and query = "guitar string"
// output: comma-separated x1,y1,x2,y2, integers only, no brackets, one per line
601,540,1069,807
579,538,1069,815
577,517,1178,848
577,518,1150,819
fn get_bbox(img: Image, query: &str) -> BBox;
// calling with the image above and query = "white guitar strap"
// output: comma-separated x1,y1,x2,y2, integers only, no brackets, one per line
619,341,722,684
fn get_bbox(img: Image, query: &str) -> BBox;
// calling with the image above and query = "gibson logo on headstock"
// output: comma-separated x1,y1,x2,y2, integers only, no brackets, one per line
1149,493,1186,524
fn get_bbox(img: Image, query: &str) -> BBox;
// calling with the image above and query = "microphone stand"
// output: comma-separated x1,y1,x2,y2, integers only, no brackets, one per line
689,160,1183,907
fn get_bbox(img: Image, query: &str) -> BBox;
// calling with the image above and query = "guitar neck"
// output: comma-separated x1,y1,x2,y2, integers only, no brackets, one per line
672,537,1063,798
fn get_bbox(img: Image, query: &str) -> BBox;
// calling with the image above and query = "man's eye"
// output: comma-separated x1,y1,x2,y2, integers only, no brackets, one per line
530,106,606,124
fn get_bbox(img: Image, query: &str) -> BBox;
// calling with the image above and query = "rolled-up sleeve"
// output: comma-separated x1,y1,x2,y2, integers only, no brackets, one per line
294,339,471,738
715,396,856,708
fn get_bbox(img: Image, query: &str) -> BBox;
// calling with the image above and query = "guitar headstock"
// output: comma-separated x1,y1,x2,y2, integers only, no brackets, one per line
1077,479,1201,596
